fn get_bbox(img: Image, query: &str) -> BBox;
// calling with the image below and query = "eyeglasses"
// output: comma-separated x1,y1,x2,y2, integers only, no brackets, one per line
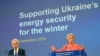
12,43,18,45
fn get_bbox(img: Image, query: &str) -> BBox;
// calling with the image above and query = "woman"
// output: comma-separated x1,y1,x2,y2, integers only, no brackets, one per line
50,33,84,52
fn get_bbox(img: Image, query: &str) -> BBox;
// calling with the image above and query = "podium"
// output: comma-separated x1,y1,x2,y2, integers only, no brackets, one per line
49,50,87,56
8,55,24,56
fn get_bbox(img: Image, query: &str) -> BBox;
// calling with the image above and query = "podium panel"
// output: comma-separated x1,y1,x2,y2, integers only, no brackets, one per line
49,50,87,56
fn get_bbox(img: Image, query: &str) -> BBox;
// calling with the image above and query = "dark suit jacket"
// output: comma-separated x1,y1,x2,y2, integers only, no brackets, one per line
8,48,26,56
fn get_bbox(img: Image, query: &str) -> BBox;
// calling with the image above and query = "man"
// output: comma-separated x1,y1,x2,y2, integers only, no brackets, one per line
8,38,26,56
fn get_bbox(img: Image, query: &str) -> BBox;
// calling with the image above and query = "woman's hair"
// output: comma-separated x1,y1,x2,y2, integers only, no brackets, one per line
66,33,75,39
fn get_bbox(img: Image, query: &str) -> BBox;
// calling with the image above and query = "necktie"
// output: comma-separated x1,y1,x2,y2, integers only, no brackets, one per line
15,49,18,56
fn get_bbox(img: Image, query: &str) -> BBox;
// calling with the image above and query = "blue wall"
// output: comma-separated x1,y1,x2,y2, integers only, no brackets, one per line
0,0,100,56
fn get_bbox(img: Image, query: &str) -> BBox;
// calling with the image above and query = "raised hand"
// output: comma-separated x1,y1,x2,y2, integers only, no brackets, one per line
79,44,84,50
50,45,56,51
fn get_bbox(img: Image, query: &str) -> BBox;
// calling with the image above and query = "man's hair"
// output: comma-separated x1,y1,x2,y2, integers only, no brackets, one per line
12,38,19,43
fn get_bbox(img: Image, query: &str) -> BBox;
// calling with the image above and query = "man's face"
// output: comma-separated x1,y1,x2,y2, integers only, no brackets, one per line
67,36,74,44
12,41,19,49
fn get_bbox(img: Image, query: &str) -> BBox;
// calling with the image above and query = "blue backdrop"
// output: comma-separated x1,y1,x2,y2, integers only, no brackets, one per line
0,0,100,56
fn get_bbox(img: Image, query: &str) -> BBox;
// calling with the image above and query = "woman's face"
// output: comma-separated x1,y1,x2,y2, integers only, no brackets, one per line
67,35,75,44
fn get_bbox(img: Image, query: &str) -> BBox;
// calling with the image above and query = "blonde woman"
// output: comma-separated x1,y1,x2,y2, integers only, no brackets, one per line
50,33,84,52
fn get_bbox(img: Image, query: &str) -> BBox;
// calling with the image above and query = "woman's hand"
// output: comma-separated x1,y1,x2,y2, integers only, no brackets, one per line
50,45,56,51
80,44,84,50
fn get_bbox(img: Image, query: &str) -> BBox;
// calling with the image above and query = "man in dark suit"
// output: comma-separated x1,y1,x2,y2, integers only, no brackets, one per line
8,39,26,56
